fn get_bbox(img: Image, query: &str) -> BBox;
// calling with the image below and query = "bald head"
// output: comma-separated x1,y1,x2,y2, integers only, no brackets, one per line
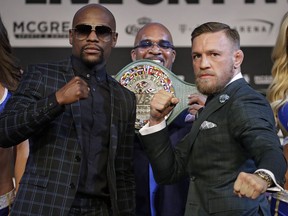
69,4,118,67
134,22,173,46
131,22,176,70
72,4,116,31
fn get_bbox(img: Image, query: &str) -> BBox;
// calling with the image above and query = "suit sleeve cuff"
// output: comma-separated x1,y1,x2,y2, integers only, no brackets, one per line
139,120,166,135
254,169,285,192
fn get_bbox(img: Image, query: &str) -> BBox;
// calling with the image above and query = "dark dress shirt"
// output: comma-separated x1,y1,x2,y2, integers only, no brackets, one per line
71,56,111,203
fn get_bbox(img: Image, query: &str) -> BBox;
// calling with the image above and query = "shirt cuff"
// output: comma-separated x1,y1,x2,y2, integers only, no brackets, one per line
254,169,285,192
139,119,166,135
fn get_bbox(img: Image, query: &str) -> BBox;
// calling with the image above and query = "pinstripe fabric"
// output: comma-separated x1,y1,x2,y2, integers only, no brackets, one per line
0,58,136,216
140,78,286,215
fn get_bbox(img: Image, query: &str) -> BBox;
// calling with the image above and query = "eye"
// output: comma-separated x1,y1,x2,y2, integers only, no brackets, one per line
211,53,219,57
192,54,201,60
96,26,112,36
140,40,153,47
158,40,174,49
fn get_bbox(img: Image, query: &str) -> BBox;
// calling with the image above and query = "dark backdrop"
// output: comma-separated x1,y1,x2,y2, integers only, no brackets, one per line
13,47,273,92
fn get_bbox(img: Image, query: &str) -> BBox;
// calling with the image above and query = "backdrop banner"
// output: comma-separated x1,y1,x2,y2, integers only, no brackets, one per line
0,0,287,47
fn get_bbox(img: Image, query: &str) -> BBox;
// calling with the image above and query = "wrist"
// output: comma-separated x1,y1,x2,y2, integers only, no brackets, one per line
254,171,273,187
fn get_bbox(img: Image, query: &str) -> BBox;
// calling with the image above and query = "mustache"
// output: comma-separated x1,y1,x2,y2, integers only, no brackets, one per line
196,70,214,77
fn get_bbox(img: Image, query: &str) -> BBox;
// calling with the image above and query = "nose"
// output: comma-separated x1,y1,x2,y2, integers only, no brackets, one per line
87,29,98,41
149,42,161,53
199,56,210,69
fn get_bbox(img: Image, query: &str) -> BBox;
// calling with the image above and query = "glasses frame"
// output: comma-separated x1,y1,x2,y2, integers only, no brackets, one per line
133,39,175,50
71,24,116,42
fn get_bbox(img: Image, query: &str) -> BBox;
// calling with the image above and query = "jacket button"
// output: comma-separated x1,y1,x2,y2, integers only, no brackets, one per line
75,155,81,162
69,183,75,189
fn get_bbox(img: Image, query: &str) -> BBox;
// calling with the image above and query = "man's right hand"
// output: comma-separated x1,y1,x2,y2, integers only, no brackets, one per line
55,76,90,105
149,90,179,126
188,93,206,115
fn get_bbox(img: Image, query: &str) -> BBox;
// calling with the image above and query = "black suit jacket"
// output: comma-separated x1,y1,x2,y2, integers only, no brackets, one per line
0,58,136,216
140,78,287,216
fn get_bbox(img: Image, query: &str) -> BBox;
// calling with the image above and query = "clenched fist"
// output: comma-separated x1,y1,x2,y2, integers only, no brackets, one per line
55,76,90,105
149,90,179,126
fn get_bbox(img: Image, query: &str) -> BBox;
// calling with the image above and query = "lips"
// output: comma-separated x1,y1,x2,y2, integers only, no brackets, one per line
197,71,214,79
199,74,213,78
84,46,101,54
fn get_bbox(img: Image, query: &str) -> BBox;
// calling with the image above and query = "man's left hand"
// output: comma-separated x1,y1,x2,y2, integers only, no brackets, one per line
233,172,268,199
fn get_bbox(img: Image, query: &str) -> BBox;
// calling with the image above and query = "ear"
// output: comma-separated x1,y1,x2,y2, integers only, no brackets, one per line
131,49,137,61
233,50,244,69
172,49,176,63
111,32,118,48
69,29,73,45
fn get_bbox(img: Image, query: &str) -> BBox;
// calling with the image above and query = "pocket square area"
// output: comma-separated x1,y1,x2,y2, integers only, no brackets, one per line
200,121,217,130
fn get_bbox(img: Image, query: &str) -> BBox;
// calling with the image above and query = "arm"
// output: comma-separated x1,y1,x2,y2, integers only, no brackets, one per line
13,140,29,193
139,90,189,184
0,148,14,195
231,92,287,198
0,65,89,147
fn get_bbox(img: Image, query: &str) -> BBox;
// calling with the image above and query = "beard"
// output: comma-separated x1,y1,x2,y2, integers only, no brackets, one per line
195,68,234,95
80,46,104,68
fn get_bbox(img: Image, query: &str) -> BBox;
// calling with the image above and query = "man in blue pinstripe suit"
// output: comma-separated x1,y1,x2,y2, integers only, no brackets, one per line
0,4,136,216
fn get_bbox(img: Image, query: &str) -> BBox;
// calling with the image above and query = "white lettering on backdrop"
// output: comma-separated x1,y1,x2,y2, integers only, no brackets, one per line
0,0,287,47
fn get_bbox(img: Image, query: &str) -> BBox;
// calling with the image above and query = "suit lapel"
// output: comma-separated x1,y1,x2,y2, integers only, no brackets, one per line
107,76,121,156
62,58,83,147
187,78,247,150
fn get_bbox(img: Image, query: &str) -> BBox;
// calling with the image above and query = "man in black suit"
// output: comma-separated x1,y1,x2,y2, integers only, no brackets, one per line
0,4,136,216
138,22,287,215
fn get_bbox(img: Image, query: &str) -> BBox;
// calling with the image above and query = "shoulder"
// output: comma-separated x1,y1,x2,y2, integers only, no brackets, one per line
26,58,70,71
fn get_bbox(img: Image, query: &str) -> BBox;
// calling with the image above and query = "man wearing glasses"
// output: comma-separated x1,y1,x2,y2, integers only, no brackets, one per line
0,4,136,216
131,22,205,216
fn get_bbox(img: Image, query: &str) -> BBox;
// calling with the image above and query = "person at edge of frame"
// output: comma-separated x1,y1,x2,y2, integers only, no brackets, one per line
266,11,288,216
0,14,29,216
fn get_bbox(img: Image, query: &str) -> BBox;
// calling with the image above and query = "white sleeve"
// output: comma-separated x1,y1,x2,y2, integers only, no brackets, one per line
138,120,166,135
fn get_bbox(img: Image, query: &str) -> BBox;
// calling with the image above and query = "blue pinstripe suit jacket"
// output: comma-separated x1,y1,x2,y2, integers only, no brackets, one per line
0,58,136,216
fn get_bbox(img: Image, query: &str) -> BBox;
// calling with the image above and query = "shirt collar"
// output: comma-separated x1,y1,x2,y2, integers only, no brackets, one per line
71,55,107,82
227,72,243,86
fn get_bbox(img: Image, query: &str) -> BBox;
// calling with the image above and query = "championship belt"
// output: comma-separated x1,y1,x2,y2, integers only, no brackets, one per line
114,59,198,130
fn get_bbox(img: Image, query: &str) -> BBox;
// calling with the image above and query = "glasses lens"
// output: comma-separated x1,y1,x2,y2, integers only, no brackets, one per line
158,40,174,49
135,40,174,50
74,24,92,40
137,40,153,48
95,26,113,42
73,25,113,41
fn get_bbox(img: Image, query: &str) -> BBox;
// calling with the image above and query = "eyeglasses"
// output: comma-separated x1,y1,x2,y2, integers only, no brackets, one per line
71,24,115,42
133,40,175,50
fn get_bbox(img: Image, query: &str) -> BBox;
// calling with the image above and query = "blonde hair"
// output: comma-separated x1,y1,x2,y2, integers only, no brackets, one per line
267,12,288,119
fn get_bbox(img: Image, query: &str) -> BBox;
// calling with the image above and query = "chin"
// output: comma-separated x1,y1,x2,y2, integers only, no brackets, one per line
196,82,216,95
84,57,101,66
